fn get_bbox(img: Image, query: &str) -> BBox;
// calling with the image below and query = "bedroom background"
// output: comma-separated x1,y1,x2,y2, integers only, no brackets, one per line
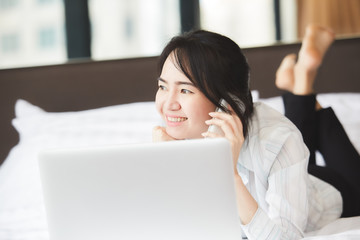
1,0,360,239
1,0,359,69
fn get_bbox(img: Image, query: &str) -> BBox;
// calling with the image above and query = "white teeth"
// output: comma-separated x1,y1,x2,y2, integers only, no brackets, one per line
167,117,187,122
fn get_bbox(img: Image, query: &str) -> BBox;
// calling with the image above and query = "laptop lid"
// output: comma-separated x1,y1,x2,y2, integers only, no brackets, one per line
38,138,242,240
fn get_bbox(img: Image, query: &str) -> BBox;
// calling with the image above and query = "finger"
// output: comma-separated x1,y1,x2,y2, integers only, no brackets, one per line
208,112,241,137
231,114,244,137
207,113,244,164
153,126,165,135
201,131,223,139
152,126,174,142
206,114,245,152
206,118,237,140
152,126,163,142
206,118,243,164
226,105,243,135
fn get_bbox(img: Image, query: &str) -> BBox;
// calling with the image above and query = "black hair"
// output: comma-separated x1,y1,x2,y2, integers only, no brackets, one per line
158,30,254,138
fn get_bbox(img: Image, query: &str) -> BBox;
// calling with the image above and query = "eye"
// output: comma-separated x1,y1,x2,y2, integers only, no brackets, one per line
181,89,193,94
158,85,167,91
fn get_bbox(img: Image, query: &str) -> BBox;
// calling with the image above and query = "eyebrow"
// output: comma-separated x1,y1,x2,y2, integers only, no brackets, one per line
157,77,195,86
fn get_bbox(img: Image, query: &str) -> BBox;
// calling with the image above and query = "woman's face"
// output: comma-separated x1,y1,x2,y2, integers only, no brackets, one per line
155,53,215,140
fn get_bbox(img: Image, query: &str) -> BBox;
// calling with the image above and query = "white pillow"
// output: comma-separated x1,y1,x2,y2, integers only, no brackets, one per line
13,99,162,146
0,99,162,240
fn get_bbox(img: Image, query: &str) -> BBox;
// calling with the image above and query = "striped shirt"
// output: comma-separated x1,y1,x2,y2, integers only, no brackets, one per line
238,102,342,240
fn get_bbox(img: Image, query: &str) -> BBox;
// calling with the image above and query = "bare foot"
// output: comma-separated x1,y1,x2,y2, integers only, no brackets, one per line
293,24,335,95
297,24,335,70
275,53,297,92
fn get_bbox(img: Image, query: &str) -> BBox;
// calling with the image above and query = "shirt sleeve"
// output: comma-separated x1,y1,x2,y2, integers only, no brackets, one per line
241,130,309,240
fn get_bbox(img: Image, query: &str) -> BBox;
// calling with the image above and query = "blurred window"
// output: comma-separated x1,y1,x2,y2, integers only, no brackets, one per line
0,0,295,69
88,0,180,60
1,34,19,53
38,0,54,4
38,28,56,49
0,0,18,9
200,0,276,47
1,34,19,54
0,0,66,68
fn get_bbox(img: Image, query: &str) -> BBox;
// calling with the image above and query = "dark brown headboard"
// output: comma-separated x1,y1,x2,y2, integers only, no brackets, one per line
1,36,360,165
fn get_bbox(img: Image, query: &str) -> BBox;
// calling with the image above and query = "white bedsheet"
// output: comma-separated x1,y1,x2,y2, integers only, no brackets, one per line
304,217,360,239
0,93,359,240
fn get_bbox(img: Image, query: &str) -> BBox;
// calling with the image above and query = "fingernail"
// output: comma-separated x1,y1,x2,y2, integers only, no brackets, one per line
209,112,215,116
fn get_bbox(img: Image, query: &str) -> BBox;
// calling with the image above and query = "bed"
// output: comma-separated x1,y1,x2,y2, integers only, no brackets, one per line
0,36,360,239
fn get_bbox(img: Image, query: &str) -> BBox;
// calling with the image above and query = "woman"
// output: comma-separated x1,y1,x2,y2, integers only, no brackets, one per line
152,26,359,239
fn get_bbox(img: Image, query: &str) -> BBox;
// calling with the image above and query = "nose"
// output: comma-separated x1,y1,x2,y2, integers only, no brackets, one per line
164,92,181,111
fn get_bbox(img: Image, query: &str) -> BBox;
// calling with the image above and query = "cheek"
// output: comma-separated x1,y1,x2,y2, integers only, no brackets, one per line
155,91,163,114
191,101,215,122
197,108,213,122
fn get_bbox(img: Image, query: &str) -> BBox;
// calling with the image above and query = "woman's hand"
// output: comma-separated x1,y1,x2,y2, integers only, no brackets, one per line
203,111,258,224
202,111,244,175
152,126,176,142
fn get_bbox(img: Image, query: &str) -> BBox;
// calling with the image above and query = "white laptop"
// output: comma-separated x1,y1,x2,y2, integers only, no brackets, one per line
38,138,243,240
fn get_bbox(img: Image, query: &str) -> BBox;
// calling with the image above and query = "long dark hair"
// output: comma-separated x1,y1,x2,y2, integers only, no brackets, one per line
158,30,254,138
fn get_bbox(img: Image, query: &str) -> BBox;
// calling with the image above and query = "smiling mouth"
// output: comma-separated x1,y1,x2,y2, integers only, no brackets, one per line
167,116,188,122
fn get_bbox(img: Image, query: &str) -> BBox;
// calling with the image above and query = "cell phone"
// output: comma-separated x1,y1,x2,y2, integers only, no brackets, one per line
207,99,228,135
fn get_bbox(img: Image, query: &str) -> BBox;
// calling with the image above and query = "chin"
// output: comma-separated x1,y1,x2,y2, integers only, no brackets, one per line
166,128,202,140
165,128,190,140
166,129,185,140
